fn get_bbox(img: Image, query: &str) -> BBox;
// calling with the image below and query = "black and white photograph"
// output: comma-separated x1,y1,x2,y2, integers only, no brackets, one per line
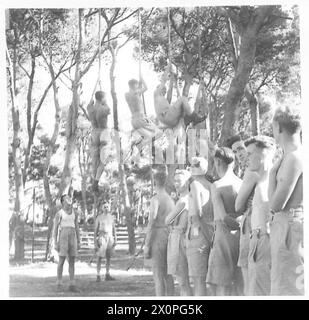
2,0,308,300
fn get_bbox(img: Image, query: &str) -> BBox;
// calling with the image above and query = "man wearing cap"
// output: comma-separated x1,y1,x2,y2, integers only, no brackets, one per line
207,147,242,295
269,106,303,295
166,169,192,296
186,157,214,296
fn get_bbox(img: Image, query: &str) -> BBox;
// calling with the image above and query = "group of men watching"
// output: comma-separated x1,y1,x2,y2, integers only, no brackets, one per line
144,105,303,296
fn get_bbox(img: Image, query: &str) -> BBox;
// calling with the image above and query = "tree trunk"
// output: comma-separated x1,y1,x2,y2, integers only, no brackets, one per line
7,43,25,260
110,45,136,254
220,6,272,144
42,62,61,260
244,85,259,135
59,9,83,195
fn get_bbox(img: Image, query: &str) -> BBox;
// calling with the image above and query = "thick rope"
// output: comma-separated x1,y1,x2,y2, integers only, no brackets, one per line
138,8,147,116
167,7,171,67
98,8,102,91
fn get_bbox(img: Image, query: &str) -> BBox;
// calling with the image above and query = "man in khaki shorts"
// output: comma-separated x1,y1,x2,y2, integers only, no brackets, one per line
165,169,192,296
186,157,213,296
94,201,117,282
144,168,175,296
269,106,303,295
245,136,276,295
53,194,80,292
207,148,242,296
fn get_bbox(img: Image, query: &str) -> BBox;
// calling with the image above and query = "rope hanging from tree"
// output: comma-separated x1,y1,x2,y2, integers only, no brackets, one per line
167,7,171,67
138,8,147,116
98,8,102,91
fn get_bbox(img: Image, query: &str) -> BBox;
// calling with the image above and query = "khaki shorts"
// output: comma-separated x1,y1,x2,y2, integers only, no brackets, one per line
186,224,210,278
270,210,304,295
206,221,239,286
167,230,189,280
248,230,271,296
59,227,77,257
97,233,114,258
238,210,252,268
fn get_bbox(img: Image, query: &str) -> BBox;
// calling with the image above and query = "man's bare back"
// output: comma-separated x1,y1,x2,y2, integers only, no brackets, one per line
88,101,110,129
212,175,242,221
275,150,303,210
125,92,145,116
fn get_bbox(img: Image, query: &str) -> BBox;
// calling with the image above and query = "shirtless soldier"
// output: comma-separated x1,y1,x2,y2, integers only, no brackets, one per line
245,136,276,295
165,169,192,296
269,106,303,295
94,201,117,282
87,91,111,192
207,147,242,296
144,168,175,296
154,66,206,129
125,77,160,142
186,157,214,296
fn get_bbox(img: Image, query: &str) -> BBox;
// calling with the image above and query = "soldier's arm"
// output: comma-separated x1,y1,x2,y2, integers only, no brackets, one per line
94,218,99,248
268,157,282,200
52,212,60,244
138,77,148,94
269,154,302,212
144,197,158,248
112,217,117,244
74,212,80,244
211,184,227,219
165,199,186,225
191,181,207,217
235,170,258,213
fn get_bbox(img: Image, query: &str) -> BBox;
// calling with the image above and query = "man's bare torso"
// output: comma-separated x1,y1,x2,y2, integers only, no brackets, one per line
251,178,270,230
96,213,114,234
213,175,242,221
188,180,210,217
125,92,144,116
88,101,110,129
277,150,303,210
154,91,171,117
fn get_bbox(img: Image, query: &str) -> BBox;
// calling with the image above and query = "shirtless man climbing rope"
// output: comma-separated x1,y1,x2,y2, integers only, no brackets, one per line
154,65,206,129
87,91,111,192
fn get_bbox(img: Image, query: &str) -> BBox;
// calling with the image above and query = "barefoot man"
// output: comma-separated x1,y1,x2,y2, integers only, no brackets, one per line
269,106,303,295
144,168,175,296
154,66,206,129
53,194,80,292
94,201,117,282
186,157,214,296
245,136,276,295
87,91,111,192
207,147,242,296
165,169,192,296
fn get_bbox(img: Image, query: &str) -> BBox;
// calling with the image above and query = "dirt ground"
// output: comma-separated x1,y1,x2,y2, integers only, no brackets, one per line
9,256,155,297
9,226,181,297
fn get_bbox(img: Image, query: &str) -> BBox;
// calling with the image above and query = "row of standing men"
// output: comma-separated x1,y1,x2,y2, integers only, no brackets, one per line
143,105,303,296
